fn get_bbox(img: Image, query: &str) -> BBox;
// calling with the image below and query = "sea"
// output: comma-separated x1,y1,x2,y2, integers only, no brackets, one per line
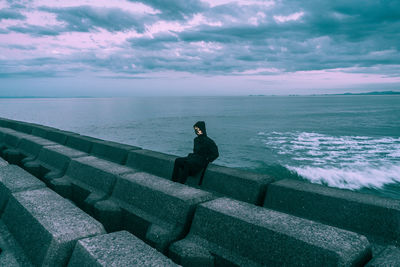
0,95,399,200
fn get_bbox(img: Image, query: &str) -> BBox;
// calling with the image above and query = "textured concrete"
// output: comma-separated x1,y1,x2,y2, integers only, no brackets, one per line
126,149,274,205
264,179,400,244
0,221,33,267
0,165,45,213
365,246,400,266
31,125,58,138
197,164,273,205
67,231,178,267
94,172,215,252
23,144,87,184
46,129,78,144
51,155,136,213
170,197,372,267
126,149,177,178
0,118,15,129
3,135,57,165
0,130,28,158
0,157,7,167
90,140,141,164
65,134,101,153
15,122,34,134
2,188,106,266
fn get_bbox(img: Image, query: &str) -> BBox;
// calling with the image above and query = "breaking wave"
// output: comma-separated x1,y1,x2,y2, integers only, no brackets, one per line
257,131,400,191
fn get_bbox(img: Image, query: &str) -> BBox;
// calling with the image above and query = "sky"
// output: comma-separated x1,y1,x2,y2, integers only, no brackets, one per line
0,0,400,96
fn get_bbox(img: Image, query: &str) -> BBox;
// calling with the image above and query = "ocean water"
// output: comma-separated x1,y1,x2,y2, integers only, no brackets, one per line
0,95,399,199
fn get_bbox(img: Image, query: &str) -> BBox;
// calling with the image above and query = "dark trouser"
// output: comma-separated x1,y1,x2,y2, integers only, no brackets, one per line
171,157,202,184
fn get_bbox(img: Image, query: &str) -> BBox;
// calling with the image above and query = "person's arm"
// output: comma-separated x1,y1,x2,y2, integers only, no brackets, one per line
188,137,198,156
207,139,219,162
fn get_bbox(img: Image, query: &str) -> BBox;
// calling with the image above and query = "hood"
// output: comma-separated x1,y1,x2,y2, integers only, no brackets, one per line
194,121,207,136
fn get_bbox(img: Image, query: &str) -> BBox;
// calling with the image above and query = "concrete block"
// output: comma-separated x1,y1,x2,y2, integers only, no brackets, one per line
0,118,15,129
0,131,28,157
2,188,106,266
90,140,141,164
169,197,372,267
67,231,178,267
126,149,177,178
15,122,34,134
365,246,400,266
0,165,45,213
23,145,87,184
31,125,56,138
264,179,400,244
0,220,34,267
94,172,215,252
0,157,8,167
3,135,57,165
50,156,135,213
46,129,78,144
66,134,101,153
126,149,274,205
199,164,273,205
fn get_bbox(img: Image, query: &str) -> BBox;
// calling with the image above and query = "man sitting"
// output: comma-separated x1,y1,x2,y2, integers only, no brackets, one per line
171,121,219,184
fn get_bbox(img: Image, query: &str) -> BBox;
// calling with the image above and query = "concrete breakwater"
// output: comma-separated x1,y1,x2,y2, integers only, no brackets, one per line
0,117,399,266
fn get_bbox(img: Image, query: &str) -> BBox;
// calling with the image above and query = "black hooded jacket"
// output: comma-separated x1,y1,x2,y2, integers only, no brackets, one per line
187,121,219,169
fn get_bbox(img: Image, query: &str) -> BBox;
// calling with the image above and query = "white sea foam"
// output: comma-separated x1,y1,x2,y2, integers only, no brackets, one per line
260,131,400,190
287,164,400,190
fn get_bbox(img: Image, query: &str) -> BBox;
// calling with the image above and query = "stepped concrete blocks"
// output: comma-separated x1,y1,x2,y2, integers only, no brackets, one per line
15,122,34,134
3,135,58,165
126,149,177,179
50,156,136,214
90,140,141,164
264,179,400,244
365,246,400,266
67,231,178,267
199,164,274,205
126,149,274,205
94,172,215,253
169,197,372,267
2,188,106,266
0,165,45,213
31,125,56,138
23,144,87,184
0,118,15,129
65,134,101,153
46,129,79,144
0,131,27,157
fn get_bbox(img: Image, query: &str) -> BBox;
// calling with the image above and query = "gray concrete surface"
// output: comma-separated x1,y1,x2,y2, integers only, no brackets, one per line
365,246,400,266
51,155,136,214
3,135,57,165
94,172,215,253
170,197,372,267
126,149,274,205
90,140,141,164
264,179,400,244
67,231,178,267
23,144,87,184
2,187,106,266
0,165,45,213
65,134,100,153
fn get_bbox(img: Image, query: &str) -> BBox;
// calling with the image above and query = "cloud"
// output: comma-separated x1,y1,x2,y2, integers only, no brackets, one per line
40,5,153,33
0,8,26,20
131,0,208,20
8,25,62,36
1,0,400,95
274,11,304,23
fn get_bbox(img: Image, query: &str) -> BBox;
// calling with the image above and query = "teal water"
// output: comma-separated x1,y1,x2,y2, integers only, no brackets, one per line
1,95,399,199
